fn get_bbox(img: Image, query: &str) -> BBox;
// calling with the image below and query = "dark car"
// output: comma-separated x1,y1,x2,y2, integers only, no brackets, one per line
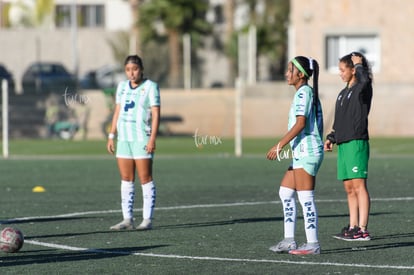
22,62,77,94
0,64,16,94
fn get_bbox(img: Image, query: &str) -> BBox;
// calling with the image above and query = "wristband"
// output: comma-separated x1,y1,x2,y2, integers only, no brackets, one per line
108,133,115,139
326,132,336,144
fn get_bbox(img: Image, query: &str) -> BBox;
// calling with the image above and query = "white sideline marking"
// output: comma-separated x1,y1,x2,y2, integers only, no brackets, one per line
6,198,414,271
24,240,414,270
1,197,413,224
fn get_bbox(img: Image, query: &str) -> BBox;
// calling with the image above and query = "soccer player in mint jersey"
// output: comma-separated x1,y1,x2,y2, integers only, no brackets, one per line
107,55,160,231
267,56,324,255
325,52,373,241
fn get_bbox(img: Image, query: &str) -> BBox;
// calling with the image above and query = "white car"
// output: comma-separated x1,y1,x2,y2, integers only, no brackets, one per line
95,64,125,89
80,64,125,90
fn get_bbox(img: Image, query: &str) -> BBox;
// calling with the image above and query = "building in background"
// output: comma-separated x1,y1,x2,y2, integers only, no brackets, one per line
289,0,413,85
0,0,413,90
289,0,414,136
1,0,130,30
1,0,413,138
0,0,254,91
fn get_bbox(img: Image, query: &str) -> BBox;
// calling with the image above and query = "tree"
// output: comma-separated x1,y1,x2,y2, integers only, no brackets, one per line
9,0,54,28
225,0,289,81
224,0,236,85
127,0,142,54
138,0,212,88
256,0,289,80
34,0,54,27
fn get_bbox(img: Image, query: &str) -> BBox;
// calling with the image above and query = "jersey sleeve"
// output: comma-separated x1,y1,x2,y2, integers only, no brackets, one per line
149,82,161,107
354,64,370,88
115,81,126,104
294,86,313,117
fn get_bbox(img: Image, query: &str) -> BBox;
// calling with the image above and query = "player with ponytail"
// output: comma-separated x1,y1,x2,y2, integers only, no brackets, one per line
325,52,373,241
267,56,324,255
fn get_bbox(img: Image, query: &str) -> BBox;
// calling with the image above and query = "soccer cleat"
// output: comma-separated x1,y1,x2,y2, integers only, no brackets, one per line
289,243,321,255
346,229,371,241
269,239,297,253
333,226,371,241
333,225,354,240
110,219,134,230
136,219,152,230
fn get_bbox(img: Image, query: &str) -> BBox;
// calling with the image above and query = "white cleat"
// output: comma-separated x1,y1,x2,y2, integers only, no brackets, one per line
269,239,297,253
289,243,321,255
110,219,134,230
136,219,152,230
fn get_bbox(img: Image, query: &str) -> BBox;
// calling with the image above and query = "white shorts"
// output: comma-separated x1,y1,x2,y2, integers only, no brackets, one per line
289,155,323,176
116,140,153,159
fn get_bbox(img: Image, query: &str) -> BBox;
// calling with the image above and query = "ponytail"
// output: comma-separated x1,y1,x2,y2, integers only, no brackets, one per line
311,59,319,109
292,56,320,109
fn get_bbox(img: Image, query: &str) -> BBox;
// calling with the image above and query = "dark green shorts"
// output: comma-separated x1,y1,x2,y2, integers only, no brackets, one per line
337,140,369,180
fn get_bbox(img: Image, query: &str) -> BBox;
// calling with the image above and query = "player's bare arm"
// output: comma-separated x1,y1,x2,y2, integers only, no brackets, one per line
266,115,306,160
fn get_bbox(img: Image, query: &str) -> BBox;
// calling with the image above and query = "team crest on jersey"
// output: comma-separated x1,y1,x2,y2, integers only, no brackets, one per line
124,100,135,112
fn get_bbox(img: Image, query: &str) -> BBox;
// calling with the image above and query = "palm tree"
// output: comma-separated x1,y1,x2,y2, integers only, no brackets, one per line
34,0,54,27
223,0,289,82
9,0,54,28
224,0,236,85
127,0,142,54
235,0,289,80
138,0,211,88
257,0,289,80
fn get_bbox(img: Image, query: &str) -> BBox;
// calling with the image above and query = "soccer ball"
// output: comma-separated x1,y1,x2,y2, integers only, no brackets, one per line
0,227,24,253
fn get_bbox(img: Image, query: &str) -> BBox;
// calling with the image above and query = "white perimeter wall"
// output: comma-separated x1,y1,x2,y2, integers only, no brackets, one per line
75,82,414,140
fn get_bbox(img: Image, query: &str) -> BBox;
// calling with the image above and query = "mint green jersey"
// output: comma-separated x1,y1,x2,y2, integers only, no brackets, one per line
288,85,323,158
116,79,160,142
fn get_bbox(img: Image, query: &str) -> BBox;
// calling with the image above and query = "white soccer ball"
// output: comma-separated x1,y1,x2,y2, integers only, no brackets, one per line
0,227,24,253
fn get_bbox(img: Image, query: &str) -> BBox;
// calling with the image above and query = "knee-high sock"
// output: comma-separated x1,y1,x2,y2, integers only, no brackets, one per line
279,186,296,239
121,180,135,220
298,190,319,243
142,181,156,220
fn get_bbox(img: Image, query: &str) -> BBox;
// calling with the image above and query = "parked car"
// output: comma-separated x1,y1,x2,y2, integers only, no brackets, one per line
22,62,77,94
95,64,125,89
79,64,125,90
0,63,16,94
79,70,98,89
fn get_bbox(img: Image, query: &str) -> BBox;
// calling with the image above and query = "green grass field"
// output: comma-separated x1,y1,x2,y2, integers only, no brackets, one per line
0,137,413,274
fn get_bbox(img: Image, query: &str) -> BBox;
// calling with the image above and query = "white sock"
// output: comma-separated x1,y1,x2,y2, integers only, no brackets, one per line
142,181,156,220
121,180,135,221
279,186,296,240
297,190,319,243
